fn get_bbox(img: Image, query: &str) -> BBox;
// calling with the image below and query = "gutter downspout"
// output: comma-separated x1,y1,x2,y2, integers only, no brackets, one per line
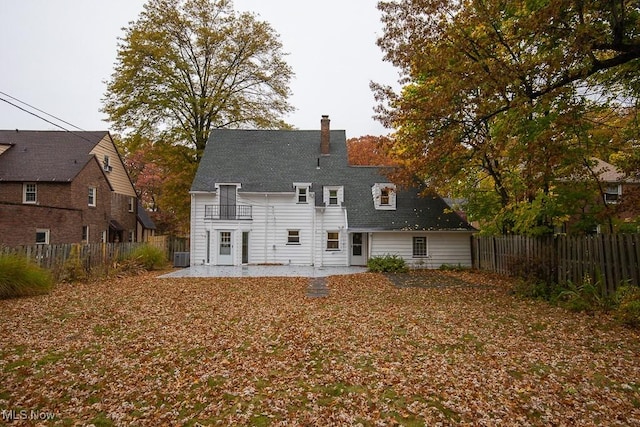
264,193,268,263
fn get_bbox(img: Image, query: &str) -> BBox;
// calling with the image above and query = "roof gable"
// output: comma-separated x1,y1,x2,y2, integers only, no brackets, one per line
0,130,108,182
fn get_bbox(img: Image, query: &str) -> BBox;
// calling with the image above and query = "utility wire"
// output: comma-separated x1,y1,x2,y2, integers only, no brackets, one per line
0,92,98,144
0,90,86,131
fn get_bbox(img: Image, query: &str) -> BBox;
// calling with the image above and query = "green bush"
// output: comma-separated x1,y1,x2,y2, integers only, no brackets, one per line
125,244,167,271
614,285,640,327
439,263,468,271
557,274,614,313
0,254,54,299
368,254,408,273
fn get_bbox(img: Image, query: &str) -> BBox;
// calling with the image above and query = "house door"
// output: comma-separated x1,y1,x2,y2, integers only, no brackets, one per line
242,231,249,264
350,233,367,266
218,231,233,265
219,185,237,219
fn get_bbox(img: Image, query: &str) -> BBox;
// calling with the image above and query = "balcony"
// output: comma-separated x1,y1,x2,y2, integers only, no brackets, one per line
204,204,252,220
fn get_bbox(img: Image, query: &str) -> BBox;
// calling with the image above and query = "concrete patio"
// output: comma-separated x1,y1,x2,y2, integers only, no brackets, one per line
160,265,368,278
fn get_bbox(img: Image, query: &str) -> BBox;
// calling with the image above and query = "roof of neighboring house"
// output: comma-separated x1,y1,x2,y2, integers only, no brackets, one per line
591,158,632,183
0,130,108,182
137,201,156,230
193,128,475,232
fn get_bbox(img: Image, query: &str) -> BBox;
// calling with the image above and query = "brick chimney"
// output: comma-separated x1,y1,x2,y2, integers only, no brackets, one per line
320,115,330,155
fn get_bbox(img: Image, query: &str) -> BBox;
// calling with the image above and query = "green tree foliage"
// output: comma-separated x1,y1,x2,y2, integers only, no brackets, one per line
104,0,294,233
373,0,640,235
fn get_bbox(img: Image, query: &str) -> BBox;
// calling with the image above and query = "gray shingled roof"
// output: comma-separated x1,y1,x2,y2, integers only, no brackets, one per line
193,128,475,231
0,130,108,182
137,201,157,230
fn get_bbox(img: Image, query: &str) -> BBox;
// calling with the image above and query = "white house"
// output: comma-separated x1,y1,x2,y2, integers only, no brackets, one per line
189,116,475,267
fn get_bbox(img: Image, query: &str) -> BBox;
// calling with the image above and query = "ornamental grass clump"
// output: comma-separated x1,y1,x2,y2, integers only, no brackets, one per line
0,254,54,299
125,244,168,271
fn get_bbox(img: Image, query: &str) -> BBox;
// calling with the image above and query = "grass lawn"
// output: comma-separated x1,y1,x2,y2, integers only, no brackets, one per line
1,270,639,426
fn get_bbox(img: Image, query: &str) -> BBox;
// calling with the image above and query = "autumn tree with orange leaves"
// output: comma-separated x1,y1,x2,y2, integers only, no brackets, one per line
373,0,640,235
347,135,396,166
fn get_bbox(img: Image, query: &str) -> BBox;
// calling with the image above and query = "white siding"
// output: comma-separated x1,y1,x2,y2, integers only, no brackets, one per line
192,192,473,268
242,193,315,265
315,206,348,266
191,191,321,266
370,231,473,269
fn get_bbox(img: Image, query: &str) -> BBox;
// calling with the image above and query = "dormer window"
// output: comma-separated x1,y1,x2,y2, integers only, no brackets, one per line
294,183,311,204
372,183,396,210
324,186,343,206
329,190,338,205
380,188,390,205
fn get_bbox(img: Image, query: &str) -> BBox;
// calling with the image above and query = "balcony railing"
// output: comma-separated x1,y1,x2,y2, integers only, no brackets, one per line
204,204,252,220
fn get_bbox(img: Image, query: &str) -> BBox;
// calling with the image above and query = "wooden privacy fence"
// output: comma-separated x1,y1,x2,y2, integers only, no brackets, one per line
473,234,640,293
0,235,188,276
0,242,144,273
147,235,189,262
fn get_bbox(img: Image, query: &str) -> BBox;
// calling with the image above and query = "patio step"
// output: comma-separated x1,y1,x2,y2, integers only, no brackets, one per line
306,277,329,298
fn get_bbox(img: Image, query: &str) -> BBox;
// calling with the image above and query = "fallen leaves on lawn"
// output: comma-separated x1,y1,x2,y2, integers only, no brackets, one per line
0,270,639,426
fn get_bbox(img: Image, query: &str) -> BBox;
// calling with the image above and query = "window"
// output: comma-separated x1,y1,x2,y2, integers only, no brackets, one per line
323,186,343,206
82,226,89,242
413,236,428,257
88,187,96,207
604,185,621,204
297,187,307,203
380,188,390,205
101,230,107,243
23,183,37,204
128,197,135,212
329,190,338,205
372,183,396,210
129,230,135,242
327,231,340,250
287,230,300,244
103,155,112,172
36,229,50,245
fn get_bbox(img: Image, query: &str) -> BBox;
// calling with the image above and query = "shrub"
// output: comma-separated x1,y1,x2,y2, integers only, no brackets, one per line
557,274,614,313
124,244,167,271
439,263,468,271
614,285,640,327
57,245,88,283
512,278,558,301
0,254,54,299
368,254,408,273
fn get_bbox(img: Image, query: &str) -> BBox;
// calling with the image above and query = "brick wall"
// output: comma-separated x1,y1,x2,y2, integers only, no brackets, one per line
0,160,113,245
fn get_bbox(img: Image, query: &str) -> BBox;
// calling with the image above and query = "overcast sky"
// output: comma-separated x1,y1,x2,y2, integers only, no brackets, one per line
0,0,400,138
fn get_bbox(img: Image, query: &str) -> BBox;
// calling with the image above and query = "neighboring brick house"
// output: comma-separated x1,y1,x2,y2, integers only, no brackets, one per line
0,130,138,246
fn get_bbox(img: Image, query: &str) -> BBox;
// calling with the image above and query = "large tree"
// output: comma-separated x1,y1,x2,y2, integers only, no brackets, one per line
104,0,294,233
373,0,640,234
104,0,294,153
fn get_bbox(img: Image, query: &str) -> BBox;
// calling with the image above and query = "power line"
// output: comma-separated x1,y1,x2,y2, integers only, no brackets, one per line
0,91,97,144
0,90,86,131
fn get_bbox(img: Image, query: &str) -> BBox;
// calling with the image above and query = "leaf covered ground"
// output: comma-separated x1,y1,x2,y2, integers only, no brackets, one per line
1,270,639,426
